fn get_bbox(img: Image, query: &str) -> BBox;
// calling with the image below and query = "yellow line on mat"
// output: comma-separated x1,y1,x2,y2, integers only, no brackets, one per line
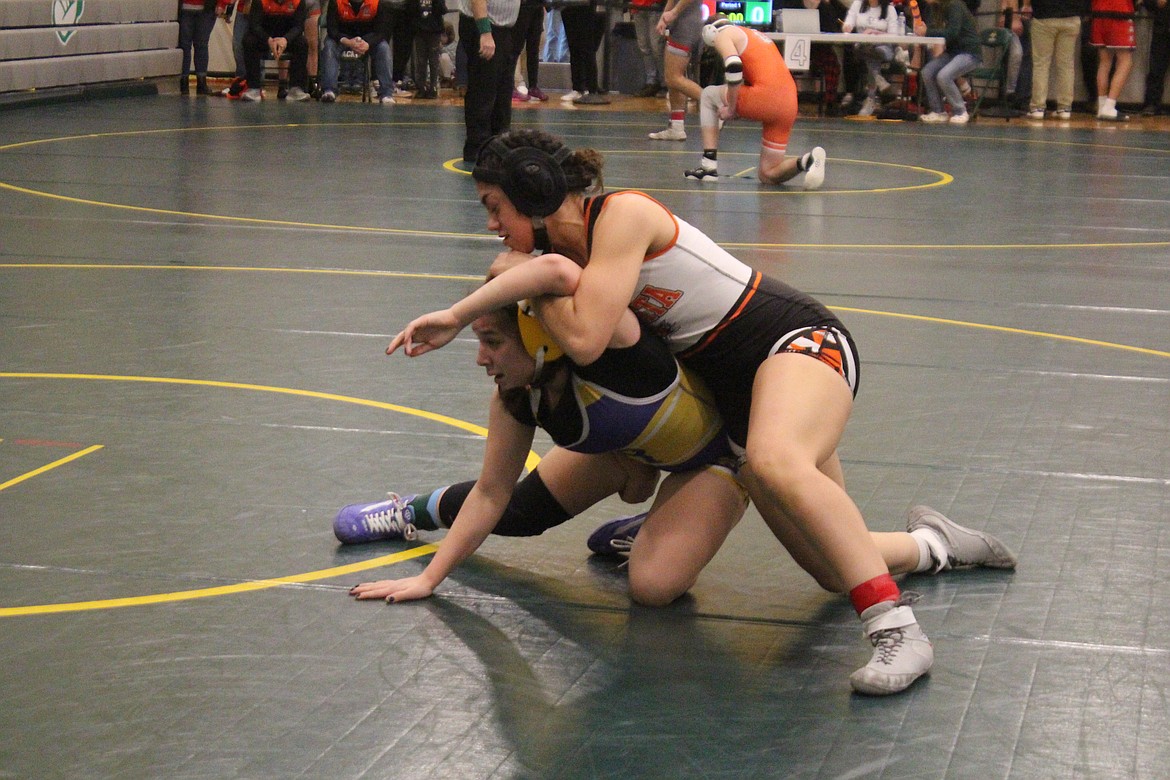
0,445,104,493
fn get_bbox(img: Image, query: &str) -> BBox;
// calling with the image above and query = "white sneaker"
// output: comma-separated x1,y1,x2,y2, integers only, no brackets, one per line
849,599,933,695
1056,109,1073,120
919,111,949,123
907,505,1018,573
648,125,686,141
949,111,970,124
320,90,337,103
858,96,877,117
802,146,826,191
1026,108,1045,119
560,90,582,102
241,88,263,102
379,95,396,105
286,86,310,102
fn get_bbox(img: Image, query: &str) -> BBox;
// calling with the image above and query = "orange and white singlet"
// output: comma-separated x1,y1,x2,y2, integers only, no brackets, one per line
583,190,854,444
732,28,799,152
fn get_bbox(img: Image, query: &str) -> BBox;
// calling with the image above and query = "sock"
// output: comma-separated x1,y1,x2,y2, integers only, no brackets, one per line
910,528,946,573
403,490,441,531
849,573,901,616
670,110,684,129
1098,95,1108,112
1103,97,1117,114
417,473,572,536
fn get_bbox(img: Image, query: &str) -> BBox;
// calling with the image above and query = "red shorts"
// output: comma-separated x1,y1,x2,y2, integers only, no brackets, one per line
1090,17,1135,48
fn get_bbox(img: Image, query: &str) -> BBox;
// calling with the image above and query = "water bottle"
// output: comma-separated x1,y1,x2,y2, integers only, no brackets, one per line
897,11,905,36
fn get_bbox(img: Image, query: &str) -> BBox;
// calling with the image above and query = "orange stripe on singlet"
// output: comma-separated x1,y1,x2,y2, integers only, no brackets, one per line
680,270,762,358
586,191,680,262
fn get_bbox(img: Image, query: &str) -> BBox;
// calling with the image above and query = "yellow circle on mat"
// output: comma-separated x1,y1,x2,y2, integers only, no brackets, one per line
0,372,541,618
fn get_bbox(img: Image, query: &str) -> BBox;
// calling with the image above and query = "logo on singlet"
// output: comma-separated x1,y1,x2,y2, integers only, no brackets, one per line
783,329,845,374
631,285,683,323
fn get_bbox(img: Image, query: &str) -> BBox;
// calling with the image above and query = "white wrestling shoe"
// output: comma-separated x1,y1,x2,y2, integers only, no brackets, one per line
648,125,687,141
802,146,826,190
907,505,1018,573
849,598,933,696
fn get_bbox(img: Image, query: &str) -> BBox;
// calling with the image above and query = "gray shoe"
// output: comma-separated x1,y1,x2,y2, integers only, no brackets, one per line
907,505,1018,573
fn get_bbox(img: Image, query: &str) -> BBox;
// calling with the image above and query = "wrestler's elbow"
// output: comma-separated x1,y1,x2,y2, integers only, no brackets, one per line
558,330,608,365
537,254,581,296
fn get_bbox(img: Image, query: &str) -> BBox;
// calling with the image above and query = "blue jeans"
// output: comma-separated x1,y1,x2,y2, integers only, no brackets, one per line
633,10,664,84
231,12,249,78
922,51,979,114
178,8,217,77
320,38,393,98
541,8,569,63
856,43,894,96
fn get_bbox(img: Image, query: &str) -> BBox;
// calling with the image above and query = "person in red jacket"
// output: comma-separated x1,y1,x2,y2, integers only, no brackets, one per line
240,0,311,101
319,0,396,103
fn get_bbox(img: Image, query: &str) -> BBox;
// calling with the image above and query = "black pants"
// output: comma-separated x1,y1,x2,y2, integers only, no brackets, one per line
1145,23,1170,108
459,14,515,162
560,5,604,94
390,7,417,84
512,3,545,89
243,31,308,90
413,30,443,92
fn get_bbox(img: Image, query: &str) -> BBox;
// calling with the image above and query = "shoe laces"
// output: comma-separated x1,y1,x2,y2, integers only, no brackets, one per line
363,493,418,541
868,627,911,665
608,536,635,555
867,592,922,664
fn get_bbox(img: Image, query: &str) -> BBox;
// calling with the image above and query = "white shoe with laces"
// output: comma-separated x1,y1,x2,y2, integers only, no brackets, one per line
560,90,582,102
920,111,948,123
849,597,933,695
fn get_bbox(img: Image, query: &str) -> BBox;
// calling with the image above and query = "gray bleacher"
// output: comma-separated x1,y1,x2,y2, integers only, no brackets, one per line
0,0,182,94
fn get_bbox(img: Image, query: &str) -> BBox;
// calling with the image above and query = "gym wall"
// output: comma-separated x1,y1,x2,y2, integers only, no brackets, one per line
0,0,183,94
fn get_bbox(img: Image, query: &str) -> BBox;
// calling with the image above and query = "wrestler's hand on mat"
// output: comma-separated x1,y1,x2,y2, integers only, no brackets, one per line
387,309,462,356
349,576,435,603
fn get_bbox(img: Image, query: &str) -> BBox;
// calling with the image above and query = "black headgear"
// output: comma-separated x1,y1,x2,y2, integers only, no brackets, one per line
472,136,586,218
